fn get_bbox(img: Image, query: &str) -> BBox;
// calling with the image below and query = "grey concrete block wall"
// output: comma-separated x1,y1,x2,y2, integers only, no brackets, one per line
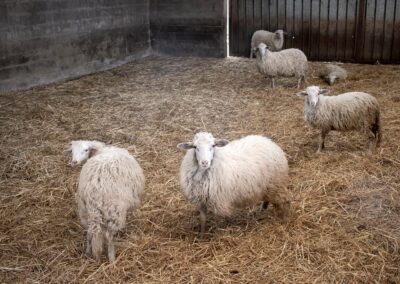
0,0,228,92
0,0,150,92
150,0,227,58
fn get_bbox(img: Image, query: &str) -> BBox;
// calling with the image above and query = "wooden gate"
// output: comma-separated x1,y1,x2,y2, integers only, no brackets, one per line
230,0,400,63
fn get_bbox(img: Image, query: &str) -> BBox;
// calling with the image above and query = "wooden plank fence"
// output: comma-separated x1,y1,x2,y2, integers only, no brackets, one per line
230,0,400,63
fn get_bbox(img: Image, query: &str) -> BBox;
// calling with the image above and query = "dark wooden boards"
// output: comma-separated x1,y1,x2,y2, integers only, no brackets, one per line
230,0,400,63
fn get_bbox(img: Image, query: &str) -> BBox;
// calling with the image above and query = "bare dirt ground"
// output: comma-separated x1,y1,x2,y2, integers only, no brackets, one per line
1,56,400,283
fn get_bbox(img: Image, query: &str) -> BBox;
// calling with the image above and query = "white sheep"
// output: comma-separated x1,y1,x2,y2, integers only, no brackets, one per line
296,86,382,153
177,132,290,235
255,43,308,89
65,140,145,261
320,64,347,85
250,29,288,58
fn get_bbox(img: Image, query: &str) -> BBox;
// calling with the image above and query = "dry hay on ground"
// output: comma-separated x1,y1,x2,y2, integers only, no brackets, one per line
1,56,400,283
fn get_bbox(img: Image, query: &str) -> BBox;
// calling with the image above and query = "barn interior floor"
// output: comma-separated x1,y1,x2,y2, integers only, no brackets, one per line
1,56,400,283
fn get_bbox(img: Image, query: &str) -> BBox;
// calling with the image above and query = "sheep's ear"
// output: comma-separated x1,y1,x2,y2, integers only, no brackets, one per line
63,147,72,156
296,91,308,97
214,139,229,147
177,142,194,150
319,89,329,94
88,147,98,158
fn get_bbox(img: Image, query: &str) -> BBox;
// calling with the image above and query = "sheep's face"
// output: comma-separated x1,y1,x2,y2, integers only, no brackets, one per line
276,30,292,39
328,75,336,85
64,141,94,167
296,86,329,107
256,43,268,57
177,132,229,170
275,30,284,39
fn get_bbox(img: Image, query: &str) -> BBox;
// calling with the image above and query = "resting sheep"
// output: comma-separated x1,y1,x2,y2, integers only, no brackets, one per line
255,43,308,89
250,29,287,58
177,132,291,235
296,86,381,154
320,64,347,85
65,140,145,261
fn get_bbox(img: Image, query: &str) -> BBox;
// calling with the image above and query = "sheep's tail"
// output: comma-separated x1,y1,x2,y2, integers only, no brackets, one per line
375,110,382,148
90,223,103,261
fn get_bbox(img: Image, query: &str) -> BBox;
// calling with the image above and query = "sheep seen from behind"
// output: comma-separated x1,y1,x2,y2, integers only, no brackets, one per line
65,140,145,262
177,132,291,236
250,29,288,58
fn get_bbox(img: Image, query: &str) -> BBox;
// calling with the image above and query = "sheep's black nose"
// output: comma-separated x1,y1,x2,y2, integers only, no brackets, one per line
200,160,209,167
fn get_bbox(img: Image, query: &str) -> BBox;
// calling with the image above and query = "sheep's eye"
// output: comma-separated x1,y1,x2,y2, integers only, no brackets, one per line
85,149,89,152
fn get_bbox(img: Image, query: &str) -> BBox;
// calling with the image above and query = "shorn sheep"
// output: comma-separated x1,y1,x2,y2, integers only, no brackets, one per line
65,140,145,261
250,29,288,58
296,86,382,154
320,64,347,85
177,132,291,235
255,43,308,89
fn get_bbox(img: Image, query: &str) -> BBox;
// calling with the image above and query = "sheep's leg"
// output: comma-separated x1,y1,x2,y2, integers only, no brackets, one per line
265,187,291,221
105,231,116,262
85,231,92,257
367,140,374,155
297,77,302,89
276,201,291,222
367,129,376,155
317,130,329,153
199,204,207,236
271,78,275,89
298,76,306,89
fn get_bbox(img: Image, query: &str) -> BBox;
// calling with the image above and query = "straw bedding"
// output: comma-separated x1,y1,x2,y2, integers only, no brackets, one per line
1,56,399,283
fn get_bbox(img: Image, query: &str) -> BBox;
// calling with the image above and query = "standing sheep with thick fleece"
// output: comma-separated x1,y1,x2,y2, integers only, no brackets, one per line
250,29,288,58
320,64,348,85
255,43,308,89
65,140,145,262
177,132,291,235
296,86,381,153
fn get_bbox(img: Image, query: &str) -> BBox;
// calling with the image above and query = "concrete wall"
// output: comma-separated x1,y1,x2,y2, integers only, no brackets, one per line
0,0,228,92
150,0,226,57
0,0,150,91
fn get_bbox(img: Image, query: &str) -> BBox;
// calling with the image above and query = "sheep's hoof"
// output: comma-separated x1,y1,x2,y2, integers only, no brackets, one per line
275,202,291,223
196,230,208,240
108,254,116,263
85,249,92,258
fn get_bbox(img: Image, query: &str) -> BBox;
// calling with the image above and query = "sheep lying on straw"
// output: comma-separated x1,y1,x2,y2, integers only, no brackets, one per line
320,64,347,85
